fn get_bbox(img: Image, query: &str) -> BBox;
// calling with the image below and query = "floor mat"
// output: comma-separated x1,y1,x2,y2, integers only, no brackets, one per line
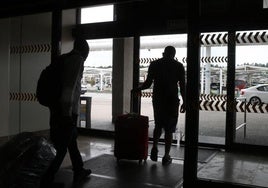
150,144,219,163
56,154,183,188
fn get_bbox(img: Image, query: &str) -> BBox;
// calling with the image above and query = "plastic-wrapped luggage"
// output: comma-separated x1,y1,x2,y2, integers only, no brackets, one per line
0,132,56,188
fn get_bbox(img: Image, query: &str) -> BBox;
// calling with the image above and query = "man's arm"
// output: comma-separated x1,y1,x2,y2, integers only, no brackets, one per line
135,64,153,91
179,65,186,112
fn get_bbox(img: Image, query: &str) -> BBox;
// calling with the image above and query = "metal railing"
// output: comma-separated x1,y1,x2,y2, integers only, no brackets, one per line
236,97,247,138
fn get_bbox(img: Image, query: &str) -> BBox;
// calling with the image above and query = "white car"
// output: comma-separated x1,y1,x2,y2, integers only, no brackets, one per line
240,84,268,105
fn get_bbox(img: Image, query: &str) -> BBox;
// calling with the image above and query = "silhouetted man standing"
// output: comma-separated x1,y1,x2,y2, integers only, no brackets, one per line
41,38,91,188
134,46,185,165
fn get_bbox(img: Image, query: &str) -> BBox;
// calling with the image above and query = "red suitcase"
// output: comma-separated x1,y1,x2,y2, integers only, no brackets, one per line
114,113,149,163
114,92,149,163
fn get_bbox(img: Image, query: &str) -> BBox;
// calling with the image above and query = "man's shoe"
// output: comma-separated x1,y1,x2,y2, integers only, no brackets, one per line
150,147,158,162
73,168,92,185
162,155,172,165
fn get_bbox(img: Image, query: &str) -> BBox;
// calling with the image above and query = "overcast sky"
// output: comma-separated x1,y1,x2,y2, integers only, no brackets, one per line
81,5,268,67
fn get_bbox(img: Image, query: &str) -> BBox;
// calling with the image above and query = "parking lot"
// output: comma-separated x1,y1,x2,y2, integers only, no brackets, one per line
81,92,268,146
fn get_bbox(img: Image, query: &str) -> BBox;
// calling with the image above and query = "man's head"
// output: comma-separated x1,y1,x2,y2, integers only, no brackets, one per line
163,46,176,59
74,38,90,60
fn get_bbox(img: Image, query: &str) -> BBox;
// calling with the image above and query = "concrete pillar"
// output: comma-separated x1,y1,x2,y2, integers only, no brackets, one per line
99,72,104,91
205,47,211,94
112,38,134,122
200,65,204,94
0,18,10,137
220,68,223,94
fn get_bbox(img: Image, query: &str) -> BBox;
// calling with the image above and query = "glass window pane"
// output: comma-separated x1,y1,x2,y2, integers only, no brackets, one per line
264,0,268,8
81,5,114,24
199,32,228,145
80,39,113,131
236,30,268,146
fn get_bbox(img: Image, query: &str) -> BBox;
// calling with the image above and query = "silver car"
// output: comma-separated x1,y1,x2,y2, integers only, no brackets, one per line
240,84,268,105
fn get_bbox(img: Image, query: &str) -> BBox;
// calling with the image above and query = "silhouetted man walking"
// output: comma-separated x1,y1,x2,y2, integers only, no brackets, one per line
134,46,185,165
41,38,91,188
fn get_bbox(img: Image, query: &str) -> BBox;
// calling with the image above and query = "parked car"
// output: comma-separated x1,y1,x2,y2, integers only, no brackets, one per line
240,84,268,105
235,79,247,90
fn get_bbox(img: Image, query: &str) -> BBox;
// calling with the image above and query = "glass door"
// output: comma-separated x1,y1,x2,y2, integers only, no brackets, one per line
235,29,268,146
198,31,228,146
79,5,114,131
80,39,113,131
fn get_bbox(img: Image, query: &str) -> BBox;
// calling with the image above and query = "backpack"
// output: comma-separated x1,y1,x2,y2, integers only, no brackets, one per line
36,56,64,107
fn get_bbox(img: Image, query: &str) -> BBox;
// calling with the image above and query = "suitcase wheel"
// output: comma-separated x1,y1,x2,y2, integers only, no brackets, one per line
138,158,147,164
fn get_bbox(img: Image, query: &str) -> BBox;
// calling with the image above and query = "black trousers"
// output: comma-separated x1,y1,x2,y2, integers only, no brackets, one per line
43,113,84,183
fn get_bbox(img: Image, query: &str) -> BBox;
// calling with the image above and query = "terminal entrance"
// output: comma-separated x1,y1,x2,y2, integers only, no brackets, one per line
78,12,268,148
2,1,268,188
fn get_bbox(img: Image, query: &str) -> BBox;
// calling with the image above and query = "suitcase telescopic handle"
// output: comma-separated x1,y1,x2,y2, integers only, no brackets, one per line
130,90,141,115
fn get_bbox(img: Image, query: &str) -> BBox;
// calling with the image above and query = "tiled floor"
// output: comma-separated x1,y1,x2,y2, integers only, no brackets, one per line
1,132,268,187
61,135,115,168
198,151,268,187
59,135,268,188
58,135,185,188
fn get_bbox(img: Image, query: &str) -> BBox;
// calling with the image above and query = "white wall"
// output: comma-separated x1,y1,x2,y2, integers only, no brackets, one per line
20,13,52,132
0,18,10,137
0,10,79,137
9,17,21,135
8,12,52,136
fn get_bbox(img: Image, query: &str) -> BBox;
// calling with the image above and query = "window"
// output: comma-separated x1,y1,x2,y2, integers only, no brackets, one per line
81,5,114,24
264,0,268,8
236,30,268,146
